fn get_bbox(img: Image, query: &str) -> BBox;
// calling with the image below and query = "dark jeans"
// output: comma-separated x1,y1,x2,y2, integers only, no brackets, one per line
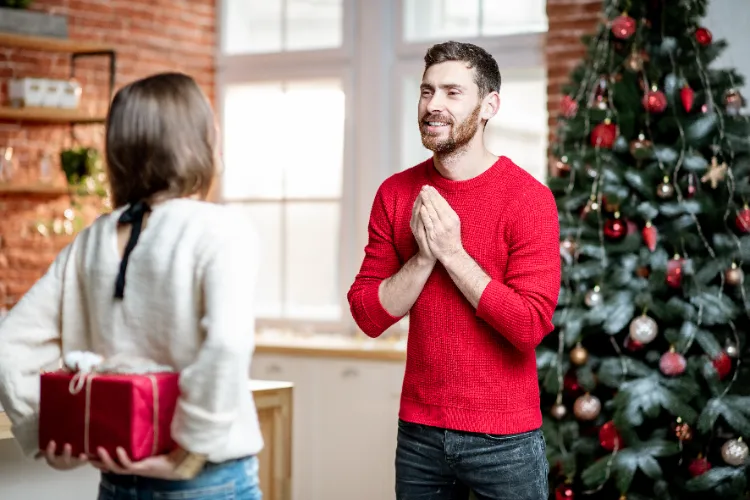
395,419,549,500
97,455,262,500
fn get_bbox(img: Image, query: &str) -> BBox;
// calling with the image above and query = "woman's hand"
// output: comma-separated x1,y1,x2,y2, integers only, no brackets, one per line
90,446,183,480
38,441,89,471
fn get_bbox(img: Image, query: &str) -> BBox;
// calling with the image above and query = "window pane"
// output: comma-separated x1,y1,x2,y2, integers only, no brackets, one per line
403,0,547,41
222,79,345,200
404,0,479,42
223,0,282,54
222,0,343,54
482,0,547,35
399,68,547,182
285,202,341,320
286,0,343,51
227,203,283,318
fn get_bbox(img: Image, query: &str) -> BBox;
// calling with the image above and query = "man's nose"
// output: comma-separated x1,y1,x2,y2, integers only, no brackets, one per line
427,92,446,113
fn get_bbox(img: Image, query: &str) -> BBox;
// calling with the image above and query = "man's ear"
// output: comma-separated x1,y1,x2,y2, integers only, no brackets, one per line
482,92,500,121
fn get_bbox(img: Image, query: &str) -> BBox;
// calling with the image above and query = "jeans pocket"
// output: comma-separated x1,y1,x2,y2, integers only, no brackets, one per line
481,428,538,441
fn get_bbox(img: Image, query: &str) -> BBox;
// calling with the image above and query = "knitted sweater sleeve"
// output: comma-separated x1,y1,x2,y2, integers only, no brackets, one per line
0,243,72,458
476,186,561,352
347,184,403,337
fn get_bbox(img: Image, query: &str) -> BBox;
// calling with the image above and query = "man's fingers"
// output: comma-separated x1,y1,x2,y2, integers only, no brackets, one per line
97,447,126,474
420,206,435,237
116,447,136,471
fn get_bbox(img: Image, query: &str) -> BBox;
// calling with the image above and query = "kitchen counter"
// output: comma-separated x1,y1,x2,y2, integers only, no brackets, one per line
255,331,407,362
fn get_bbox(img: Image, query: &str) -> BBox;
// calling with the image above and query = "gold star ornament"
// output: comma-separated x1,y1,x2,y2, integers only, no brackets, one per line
701,157,728,189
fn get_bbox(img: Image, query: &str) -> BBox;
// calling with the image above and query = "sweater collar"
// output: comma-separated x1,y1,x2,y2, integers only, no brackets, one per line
425,156,510,192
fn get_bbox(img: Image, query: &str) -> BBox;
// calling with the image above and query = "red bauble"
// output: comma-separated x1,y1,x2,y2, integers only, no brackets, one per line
611,14,636,39
604,214,627,241
666,255,684,288
643,90,668,113
599,421,623,451
735,206,750,233
561,95,578,117
695,27,712,46
564,371,581,394
686,173,698,198
660,348,687,376
590,121,617,148
555,483,575,500
688,456,712,477
712,352,732,380
681,85,695,112
624,335,644,351
642,221,657,251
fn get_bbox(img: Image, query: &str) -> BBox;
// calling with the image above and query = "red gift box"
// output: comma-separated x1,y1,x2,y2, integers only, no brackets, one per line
39,370,180,460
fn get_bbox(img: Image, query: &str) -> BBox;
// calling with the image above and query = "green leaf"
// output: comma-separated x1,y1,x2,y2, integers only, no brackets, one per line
603,297,636,335
689,287,740,325
697,398,750,436
615,375,698,426
683,152,710,172
693,329,724,358
598,358,655,388
685,466,745,492
638,455,663,480
614,451,638,493
581,455,611,489
686,113,718,142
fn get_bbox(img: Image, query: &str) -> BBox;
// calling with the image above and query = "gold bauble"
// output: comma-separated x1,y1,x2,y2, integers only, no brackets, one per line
573,393,601,421
570,343,589,366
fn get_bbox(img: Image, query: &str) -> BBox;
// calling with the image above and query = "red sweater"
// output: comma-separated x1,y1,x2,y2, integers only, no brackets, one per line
347,156,561,435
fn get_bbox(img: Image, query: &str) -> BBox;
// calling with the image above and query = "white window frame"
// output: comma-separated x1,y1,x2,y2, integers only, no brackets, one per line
215,0,547,335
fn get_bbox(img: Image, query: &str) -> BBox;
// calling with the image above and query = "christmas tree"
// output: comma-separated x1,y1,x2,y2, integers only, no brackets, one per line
540,1,750,499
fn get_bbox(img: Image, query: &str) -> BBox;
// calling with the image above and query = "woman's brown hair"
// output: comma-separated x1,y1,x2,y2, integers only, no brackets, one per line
105,72,218,208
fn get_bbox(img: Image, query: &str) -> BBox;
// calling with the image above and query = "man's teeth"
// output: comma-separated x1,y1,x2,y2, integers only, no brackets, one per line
427,121,448,126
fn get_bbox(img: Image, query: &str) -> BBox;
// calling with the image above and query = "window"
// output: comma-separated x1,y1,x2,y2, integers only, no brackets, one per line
217,0,547,332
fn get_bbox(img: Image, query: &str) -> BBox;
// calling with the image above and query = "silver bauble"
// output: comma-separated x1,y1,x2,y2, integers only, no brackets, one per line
721,438,748,466
629,315,658,344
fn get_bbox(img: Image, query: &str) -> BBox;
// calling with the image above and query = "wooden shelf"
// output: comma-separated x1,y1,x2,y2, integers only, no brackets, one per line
0,106,106,124
0,184,70,196
0,32,114,54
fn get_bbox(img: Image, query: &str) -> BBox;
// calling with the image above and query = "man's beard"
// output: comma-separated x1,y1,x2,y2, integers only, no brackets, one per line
419,104,481,155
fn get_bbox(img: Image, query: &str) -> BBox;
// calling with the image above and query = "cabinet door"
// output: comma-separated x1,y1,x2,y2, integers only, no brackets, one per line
310,358,405,500
252,355,317,500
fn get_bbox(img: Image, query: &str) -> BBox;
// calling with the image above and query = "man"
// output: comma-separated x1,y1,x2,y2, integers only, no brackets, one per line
347,41,560,499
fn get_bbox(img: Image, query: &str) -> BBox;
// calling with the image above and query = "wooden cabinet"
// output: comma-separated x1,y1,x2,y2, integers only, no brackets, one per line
251,353,405,500
251,380,293,500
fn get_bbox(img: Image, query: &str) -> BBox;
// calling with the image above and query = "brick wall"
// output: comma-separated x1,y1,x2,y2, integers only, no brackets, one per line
546,0,603,147
0,0,215,308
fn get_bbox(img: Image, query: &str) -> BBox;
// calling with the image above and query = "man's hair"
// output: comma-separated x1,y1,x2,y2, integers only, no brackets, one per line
423,41,501,97
105,72,218,208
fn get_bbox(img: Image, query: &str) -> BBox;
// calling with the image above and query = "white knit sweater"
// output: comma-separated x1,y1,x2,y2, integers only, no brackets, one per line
0,198,264,462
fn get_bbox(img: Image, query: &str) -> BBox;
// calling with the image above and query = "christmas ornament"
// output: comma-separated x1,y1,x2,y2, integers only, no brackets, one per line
660,346,687,376
573,393,601,421
570,343,589,366
555,483,575,500
564,371,581,394
695,27,712,46
629,133,653,161
688,455,711,477
552,157,571,177
735,205,750,233
726,340,739,359
580,196,600,219
625,50,643,72
686,173,698,198
643,87,668,113
721,438,748,466
599,421,622,451
673,417,693,441
701,157,728,189
657,176,675,198
561,95,578,117
624,335,645,351
551,401,567,420
642,221,657,251
585,286,603,308
591,119,617,148
629,314,658,344
611,13,636,39
725,88,745,116
681,84,695,112
666,254,684,288
725,262,744,286
712,351,732,380
604,212,627,241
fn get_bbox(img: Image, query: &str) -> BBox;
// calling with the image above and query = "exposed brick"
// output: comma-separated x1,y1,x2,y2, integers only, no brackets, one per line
546,0,603,146
0,0,215,307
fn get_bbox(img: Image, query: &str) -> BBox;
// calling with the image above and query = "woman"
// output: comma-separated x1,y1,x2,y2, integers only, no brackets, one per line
0,72,263,499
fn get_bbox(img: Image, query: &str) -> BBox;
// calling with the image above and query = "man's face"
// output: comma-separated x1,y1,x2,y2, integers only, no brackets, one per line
418,61,483,155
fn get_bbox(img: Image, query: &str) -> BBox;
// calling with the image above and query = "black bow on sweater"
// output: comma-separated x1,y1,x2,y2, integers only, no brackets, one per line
114,200,151,299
